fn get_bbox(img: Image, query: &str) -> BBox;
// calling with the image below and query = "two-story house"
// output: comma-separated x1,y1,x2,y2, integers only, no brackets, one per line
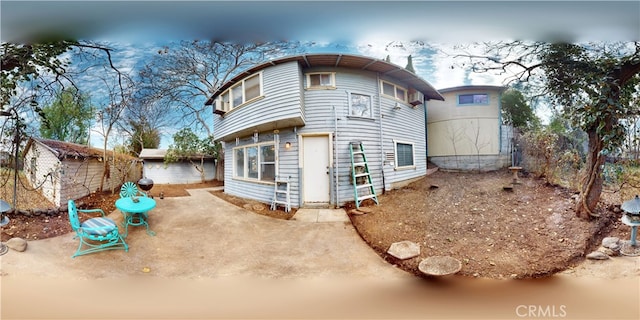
205,53,444,209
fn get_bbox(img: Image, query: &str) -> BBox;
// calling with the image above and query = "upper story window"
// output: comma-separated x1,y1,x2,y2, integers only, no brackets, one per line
306,72,336,89
458,93,489,105
348,92,372,118
216,72,263,112
381,80,407,102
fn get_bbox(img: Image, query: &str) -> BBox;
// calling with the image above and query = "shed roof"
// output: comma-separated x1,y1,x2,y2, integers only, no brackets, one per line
139,148,168,159
204,53,445,105
139,148,215,160
24,137,136,161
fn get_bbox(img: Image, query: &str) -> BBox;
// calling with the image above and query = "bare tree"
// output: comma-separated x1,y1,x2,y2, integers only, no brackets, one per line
445,122,465,169
465,118,491,172
92,72,134,192
136,41,302,181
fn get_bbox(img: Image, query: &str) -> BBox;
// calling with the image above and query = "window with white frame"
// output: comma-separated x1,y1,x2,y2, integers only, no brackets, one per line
348,92,372,118
306,72,335,88
458,93,489,105
217,73,263,111
381,80,407,102
233,142,275,182
394,141,415,168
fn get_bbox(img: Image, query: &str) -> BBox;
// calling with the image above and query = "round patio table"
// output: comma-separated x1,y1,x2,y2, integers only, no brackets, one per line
115,196,156,236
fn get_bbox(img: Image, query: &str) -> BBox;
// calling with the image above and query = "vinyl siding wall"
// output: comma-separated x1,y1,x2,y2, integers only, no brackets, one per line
213,61,304,141
378,75,428,190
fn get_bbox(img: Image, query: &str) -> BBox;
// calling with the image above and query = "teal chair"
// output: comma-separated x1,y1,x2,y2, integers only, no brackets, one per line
67,200,128,258
119,181,155,236
120,181,147,198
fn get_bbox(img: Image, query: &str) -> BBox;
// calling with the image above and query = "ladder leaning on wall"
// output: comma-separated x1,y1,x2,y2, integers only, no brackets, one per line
270,176,291,212
349,141,379,209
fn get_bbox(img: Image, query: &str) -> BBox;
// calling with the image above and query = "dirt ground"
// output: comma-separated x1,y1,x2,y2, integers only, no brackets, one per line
1,170,633,280
1,180,224,242
348,170,630,279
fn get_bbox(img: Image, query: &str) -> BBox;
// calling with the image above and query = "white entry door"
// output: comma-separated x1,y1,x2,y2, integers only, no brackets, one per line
302,135,330,204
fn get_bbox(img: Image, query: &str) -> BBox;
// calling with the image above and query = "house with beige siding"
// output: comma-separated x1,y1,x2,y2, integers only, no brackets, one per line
23,138,142,206
205,53,444,208
426,85,512,171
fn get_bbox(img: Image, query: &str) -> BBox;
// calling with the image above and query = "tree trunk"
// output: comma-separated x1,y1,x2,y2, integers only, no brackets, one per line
216,149,225,182
575,128,606,219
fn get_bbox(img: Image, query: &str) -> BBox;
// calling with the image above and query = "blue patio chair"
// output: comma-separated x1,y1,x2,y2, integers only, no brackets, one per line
119,181,148,198
67,199,128,258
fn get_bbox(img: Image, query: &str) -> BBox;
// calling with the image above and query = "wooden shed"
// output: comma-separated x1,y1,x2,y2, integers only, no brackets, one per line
138,148,216,184
23,137,142,206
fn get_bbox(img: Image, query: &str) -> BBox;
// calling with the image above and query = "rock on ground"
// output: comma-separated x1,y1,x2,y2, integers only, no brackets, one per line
387,241,420,260
6,237,28,252
586,251,610,260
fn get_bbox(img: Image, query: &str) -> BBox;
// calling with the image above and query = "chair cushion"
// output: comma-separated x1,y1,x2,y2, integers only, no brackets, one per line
81,217,117,236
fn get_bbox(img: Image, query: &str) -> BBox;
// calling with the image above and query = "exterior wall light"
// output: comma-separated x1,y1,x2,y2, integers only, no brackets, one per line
285,142,291,149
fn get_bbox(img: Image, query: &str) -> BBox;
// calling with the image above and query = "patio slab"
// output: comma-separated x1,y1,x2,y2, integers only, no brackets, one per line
293,208,350,223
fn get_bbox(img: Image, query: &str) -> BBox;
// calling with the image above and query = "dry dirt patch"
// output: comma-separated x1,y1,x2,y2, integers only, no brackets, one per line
348,170,627,279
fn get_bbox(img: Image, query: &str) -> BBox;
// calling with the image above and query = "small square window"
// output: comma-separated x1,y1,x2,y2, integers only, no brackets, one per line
307,73,335,88
381,80,407,102
395,141,414,168
349,93,372,118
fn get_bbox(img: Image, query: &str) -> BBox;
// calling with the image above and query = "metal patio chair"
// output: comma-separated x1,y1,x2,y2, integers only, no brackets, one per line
67,199,128,258
119,181,148,198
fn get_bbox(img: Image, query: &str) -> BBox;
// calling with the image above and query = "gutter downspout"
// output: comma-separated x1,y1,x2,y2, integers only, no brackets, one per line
424,98,429,162
334,105,339,208
376,73,386,193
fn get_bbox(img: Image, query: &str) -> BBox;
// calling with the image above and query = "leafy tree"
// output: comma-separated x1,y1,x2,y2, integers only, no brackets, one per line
501,88,539,131
165,127,219,183
39,87,92,144
2,39,129,195
455,41,640,219
125,120,161,156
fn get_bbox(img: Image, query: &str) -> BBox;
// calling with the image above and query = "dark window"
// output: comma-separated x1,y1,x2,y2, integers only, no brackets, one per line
396,143,414,167
458,94,488,105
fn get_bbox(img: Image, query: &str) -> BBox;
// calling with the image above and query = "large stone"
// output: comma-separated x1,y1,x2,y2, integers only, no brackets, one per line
6,237,27,252
599,247,619,257
602,237,621,250
387,241,420,260
586,251,610,260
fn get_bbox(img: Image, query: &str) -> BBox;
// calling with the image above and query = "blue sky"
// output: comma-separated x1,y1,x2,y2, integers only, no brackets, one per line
2,1,639,148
